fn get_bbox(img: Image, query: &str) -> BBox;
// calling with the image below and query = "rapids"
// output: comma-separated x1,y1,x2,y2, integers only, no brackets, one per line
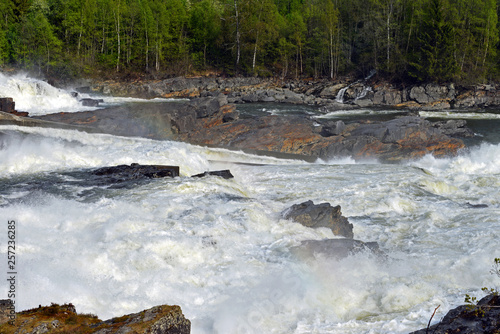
0,74,499,333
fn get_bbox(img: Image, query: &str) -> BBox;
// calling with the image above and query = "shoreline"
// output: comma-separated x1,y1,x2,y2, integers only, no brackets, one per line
86,76,500,111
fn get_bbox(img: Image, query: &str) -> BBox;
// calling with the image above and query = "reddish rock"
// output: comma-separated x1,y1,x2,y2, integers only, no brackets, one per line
0,98,15,113
33,97,466,162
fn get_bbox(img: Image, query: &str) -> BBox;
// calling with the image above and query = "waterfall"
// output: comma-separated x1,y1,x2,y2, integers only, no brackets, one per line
335,69,376,104
335,85,350,103
0,72,82,115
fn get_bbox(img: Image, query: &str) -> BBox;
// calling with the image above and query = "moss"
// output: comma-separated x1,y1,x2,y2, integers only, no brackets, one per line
0,303,188,334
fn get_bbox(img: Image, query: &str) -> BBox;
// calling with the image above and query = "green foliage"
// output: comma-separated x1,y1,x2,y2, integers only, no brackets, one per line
464,258,500,316
0,0,499,81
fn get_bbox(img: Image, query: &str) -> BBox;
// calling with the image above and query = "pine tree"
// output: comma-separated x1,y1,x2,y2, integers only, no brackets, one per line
410,0,458,82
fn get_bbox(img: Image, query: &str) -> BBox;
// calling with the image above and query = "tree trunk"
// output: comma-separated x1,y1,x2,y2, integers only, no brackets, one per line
115,0,121,72
234,0,240,70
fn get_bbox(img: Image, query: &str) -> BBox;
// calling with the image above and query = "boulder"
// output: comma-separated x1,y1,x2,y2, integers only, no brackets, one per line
92,163,180,180
292,238,382,260
0,302,190,334
191,170,234,179
0,98,15,113
318,120,346,137
282,200,354,238
410,294,500,334
432,119,475,138
80,98,102,107
319,83,346,99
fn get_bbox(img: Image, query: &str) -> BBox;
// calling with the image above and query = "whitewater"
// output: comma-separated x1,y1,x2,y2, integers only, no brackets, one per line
1,74,499,333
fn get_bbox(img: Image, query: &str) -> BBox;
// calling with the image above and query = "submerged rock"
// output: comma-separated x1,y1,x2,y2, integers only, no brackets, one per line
292,238,382,260
191,170,234,179
282,200,354,238
92,163,180,181
410,294,500,334
0,302,191,334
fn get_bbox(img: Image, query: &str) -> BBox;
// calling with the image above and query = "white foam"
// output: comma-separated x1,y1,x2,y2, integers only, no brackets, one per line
315,108,402,119
0,73,83,115
420,110,500,119
0,104,499,333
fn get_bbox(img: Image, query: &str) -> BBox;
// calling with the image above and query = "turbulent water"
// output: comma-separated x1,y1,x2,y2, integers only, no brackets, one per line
1,75,500,333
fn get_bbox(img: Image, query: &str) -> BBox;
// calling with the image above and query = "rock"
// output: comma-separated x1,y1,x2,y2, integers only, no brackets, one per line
282,200,354,238
191,170,234,179
292,238,382,260
189,97,220,118
92,164,180,180
319,83,346,99
465,202,489,208
410,294,500,334
432,120,475,137
0,303,191,334
0,97,16,113
31,93,467,162
318,120,346,137
80,98,102,107
0,300,14,325
319,101,358,112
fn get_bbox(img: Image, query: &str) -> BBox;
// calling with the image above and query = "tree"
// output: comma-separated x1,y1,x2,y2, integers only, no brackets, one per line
11,0,61,73
410,0,458,82
189,0,221,69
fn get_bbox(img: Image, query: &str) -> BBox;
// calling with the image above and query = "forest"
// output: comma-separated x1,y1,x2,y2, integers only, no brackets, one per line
0,0,499,84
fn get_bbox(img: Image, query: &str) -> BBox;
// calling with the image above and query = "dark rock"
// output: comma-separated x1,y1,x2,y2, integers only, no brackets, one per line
410,294,500,334
465,202,489,208
292,238,383,260
189,97,220,118
432,119,475,138
282,200,354,238
319,120,346,137
191,170,234,179
0,97,16,113
80,98,102,107
92,163,180,180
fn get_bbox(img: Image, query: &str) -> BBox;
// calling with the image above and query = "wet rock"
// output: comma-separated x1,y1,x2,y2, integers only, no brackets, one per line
292,238,382,260
0,98,15,113
92,164,180,180
465,202,489,208
319,83,346,99
410,294,500,334
282,200,354,238
191,170,234,179
0,303,190,334
318,120,346,137
432,119,475,138
80,98,102,107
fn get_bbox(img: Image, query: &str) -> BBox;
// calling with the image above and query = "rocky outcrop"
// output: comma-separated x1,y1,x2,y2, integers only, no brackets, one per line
0,302,190,334
34,96,233,140
180,112,466,162
88,77,500,110
282,200,354,238
92,164,180,180
410,294,500,334
30,95,467,162
0,97,28,117
191,170,234,179
281,201,383,259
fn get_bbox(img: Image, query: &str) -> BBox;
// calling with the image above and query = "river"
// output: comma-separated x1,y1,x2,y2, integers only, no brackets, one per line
1,73,499,333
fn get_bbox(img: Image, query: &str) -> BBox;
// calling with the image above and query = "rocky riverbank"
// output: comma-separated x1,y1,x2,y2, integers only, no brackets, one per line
88,76,500,110
0,301,190,334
